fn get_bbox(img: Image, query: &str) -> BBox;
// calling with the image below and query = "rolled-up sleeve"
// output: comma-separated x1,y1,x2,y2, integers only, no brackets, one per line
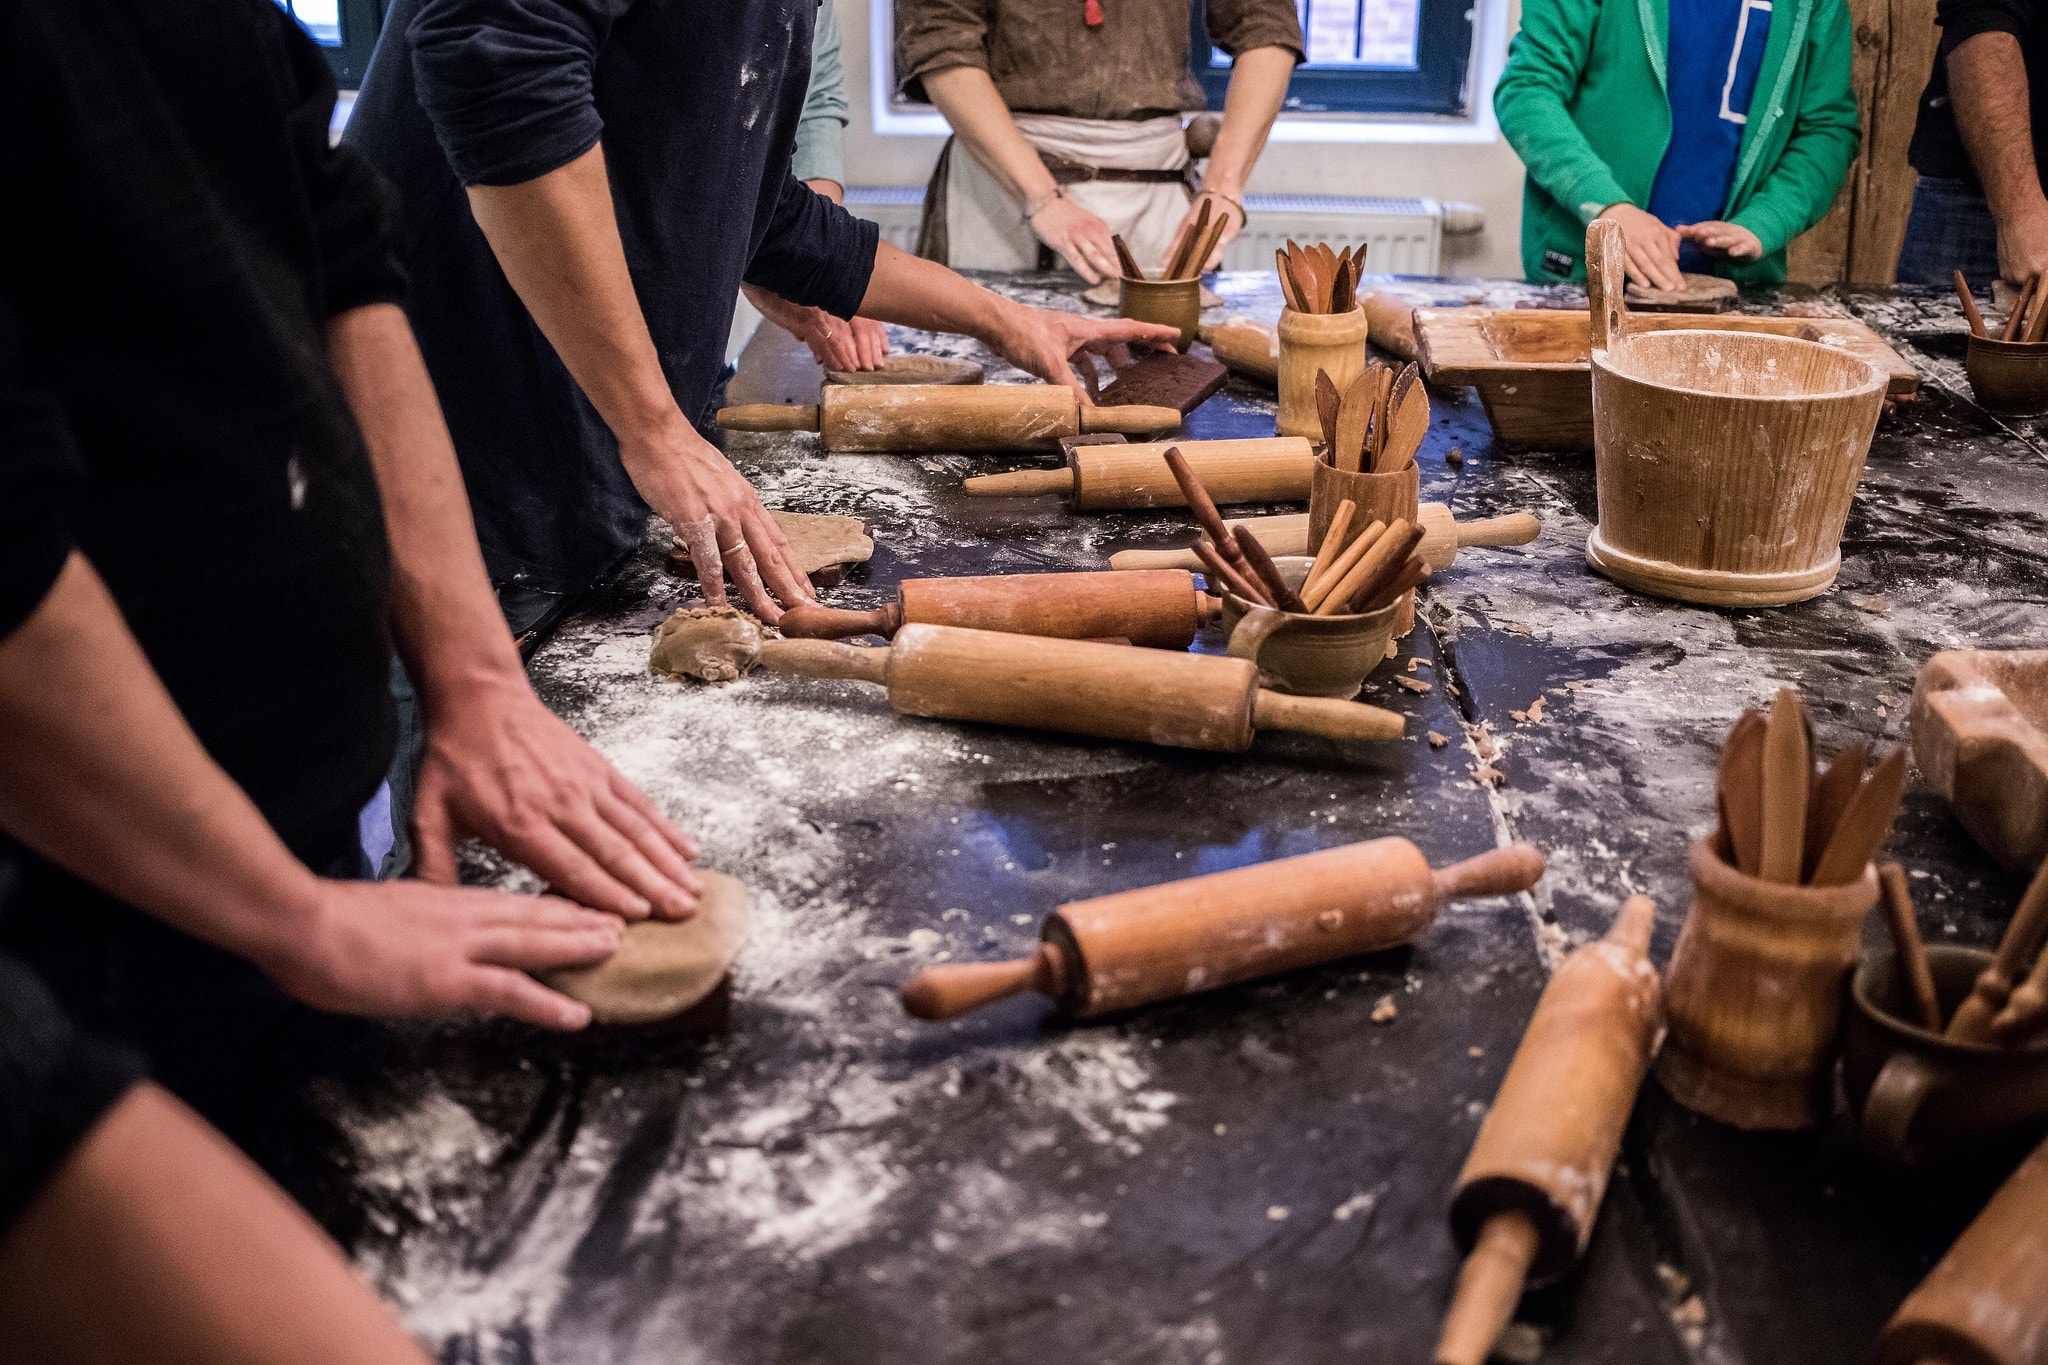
793,1,850,187
407,0,631,187
1936,0,2033,51
1205,0,1305,61
0,296,85,643
894,0,994,103
743,175,880,320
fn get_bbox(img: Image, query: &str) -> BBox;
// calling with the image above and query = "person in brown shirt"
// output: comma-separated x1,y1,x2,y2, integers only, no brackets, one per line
899,0,1302,281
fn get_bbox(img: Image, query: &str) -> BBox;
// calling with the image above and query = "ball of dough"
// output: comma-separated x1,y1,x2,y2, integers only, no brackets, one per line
540,871,751,1025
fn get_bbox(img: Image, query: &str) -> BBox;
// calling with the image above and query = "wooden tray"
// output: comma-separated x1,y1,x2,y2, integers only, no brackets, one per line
1911,650,2048,873
1416,307,1918,450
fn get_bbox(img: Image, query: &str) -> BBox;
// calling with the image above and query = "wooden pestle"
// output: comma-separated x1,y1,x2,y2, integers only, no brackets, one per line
1107,506,1540,572
1947,854,2048,1043
775,570,1217,650
964,437,1315,511
753,624,1402,753
901,839,1546,1020
717,384,1181,452
1436,895,1663,1365
1875,1132,2048,1365
1200,318,1281,386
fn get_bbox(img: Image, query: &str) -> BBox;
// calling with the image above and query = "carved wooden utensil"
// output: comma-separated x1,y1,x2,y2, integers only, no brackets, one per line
1803,742,1868,882
1758,687,1812,884
1717,710,1768,877
775,569,1218,650
1437,895,1662,1365
1807,747,1908,887
1946,855,2048,1043
1877,861,1943,1032
900,840,1544,1020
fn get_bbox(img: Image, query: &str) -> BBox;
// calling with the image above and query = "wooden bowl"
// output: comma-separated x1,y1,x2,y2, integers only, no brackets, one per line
1218,557,1400,698
1118,276,1201,352
1965,334,2048,415
825,354,983,386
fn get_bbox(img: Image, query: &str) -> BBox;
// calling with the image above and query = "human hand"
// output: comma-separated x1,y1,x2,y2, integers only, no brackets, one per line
1679,220,1763,262
1168,191,1246,274
619,421,815,620
745,286,891,372
988,302,1182,400
1028,192,1121,284
1596,203,1684,290
1996,198,2048,287
262,878,624,1030
413,675,702,920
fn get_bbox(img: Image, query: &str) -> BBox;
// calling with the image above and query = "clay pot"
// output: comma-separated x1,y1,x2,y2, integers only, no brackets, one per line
1277,306,1369,441
1843,945,2048,1166
1119,276,1201,352
1219,556,1400,698
1656,838,1880,1130
1966,334,2048,416
1307,458,1422,634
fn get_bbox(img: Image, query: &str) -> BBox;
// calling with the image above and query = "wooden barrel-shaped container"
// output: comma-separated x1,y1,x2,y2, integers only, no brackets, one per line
1578,219,1886,608
1308,459,1420,633
1277,307,1369,440
1656,839,1879,1130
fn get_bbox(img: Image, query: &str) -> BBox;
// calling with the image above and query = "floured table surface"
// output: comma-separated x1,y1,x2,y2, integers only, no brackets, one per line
275,273,2048,1364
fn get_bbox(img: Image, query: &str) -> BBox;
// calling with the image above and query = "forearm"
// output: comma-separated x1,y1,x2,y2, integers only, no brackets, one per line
327,304,524,712
1202,47,1293,198
854,241,1020,342
1950,31,2045,222
922,66,1058,209
0,555,317,972
465,143,692,455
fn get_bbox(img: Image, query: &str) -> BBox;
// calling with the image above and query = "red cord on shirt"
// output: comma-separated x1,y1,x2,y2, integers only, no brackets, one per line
1084,0,1104,26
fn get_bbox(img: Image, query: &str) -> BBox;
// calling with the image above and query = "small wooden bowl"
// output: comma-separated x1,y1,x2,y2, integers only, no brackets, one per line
1119,276,1201,351
1218,556,1400,698
1965,334,2048,416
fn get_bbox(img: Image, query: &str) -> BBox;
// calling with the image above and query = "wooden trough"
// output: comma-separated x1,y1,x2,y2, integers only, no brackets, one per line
1580,220,1889,608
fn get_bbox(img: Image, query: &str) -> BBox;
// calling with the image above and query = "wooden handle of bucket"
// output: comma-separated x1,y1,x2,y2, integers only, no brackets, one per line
1585,219,1628,353
717,403,821,433
753,637,892,684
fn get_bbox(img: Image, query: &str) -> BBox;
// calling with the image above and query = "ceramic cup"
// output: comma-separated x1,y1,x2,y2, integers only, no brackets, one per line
1218,556,1401,698
1119,276,1201,352
1965,334,2048,417
1842,945,2048,1166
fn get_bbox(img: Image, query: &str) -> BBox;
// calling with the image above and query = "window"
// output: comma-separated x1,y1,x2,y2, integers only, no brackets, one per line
277,0,384,88
1193,0,1477,117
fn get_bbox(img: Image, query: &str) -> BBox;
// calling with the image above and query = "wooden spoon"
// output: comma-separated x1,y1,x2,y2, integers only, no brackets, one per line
1315,369,1344,454
1757,688,1810,884
1334,370,1375,473
1807,747,1907,888
1802,742,1867,883
1718,710,1767,876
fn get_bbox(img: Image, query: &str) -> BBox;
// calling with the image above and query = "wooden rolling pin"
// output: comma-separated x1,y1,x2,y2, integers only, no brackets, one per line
963,437,1315,511
1200,318,1281,386
1876,1131,2048,1365
776,570,1218,650
1361,291,1420,362
717,385,1180,452
900,838,1546,1020
754,624,1402,751
1108,506,1542,572
1436,895,1664,1365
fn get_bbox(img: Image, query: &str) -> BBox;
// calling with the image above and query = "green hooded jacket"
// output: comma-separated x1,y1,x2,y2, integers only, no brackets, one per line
1493,0,1861,284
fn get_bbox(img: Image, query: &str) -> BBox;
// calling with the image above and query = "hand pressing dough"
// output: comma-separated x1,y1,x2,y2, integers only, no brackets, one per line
826,354,983,385
540,871,751,1025
1624,273,1737,313
668,510,873,588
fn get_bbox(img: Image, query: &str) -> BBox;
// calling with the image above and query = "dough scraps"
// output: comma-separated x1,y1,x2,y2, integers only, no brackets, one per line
650,605,766,683
539,870,751,1025
668,510,873,588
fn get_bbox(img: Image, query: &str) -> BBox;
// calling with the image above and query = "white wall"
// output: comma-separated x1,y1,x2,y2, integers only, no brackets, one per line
836,0,1529,280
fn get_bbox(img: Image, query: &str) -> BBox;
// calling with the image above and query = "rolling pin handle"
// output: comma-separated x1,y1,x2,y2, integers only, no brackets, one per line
963,468,1077,498
1457,512,1542,550
1432,844,1548,902
1434,1211,1541,1365
1251,690,1405,743
775,602,902,640
753,637,892,685
1195,591,1222,625
1080,403,1184,436
1108,546,1205,572
716,403,821,433
901,944,1064,1021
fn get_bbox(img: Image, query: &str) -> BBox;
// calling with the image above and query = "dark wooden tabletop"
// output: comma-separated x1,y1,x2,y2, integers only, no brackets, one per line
292,272,2048,1365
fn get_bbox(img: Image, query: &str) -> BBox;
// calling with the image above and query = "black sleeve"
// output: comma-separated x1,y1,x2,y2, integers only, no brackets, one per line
407,0,633,187
1936,0,2033,52
0,295,83,643
742,174,881,321
0,951,144,1234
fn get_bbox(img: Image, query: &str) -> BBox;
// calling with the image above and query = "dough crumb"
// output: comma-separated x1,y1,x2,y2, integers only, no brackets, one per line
1395,675,1433,694
1370,995,1399,1024
906,928,941,950
1265,1205,1290,1222
1848,593,1892,614
1471,765,1505,787
1384,638,1400,660
1427,731,1450,749
1445,446,1464,468
1331,1191,1376,1222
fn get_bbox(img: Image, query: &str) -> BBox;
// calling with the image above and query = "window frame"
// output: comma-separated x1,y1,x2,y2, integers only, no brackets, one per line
1192,0,1477,118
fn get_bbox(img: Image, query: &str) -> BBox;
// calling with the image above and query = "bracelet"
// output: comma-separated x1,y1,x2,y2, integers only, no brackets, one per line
1197,189,1246,227
1024,185,1064,220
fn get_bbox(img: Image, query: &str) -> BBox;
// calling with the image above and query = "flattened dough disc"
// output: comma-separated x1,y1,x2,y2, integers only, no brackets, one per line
1625,273,1737,313
541,871,751,1025
826,354,983,385
668,510,873,587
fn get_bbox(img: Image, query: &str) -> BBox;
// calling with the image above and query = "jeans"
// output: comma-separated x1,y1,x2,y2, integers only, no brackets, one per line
1897,175,2002,287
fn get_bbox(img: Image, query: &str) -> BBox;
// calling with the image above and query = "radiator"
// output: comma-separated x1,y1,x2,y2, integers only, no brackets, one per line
845,186,1449,275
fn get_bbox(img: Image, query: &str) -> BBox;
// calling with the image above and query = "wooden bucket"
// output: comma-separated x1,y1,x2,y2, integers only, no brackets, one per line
1581,220,1887,608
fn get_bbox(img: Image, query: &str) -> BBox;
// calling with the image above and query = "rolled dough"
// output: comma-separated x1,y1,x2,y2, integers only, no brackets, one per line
826,354,983,385
1625,273,1737,313
650,605,765,683
540,871,751,1025
667,510,873,588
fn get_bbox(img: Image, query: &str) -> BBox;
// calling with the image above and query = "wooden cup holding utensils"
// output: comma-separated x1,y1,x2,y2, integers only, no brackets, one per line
1309,461,1420,634
1219,556,1403,698
1119,275,1202,352
1278,307,1369,440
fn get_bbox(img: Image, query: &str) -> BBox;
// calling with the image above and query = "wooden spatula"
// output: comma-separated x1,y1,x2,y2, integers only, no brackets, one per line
1315,369,1343,453
1807,747,1907,887
1802,742,1867,883
1757,688,1811,884
1276,249,1306,312
1718,710,1767,876
1335,370,1375,473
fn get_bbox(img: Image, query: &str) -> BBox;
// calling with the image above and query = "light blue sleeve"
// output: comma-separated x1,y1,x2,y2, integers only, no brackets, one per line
792,1,849,189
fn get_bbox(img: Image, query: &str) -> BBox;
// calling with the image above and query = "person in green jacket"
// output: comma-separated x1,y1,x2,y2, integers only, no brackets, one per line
1494,0,1860,288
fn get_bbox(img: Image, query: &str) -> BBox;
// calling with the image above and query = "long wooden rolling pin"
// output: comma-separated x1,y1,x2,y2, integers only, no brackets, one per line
717,385,1180,452
963,437,1315,510
1201,318,1281,386
753,624,1402,750
776,570,1218,649
1876,1131,2048,1365
900,838,1546,1020
1435,894,1664,1365
1108,507,1542,573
